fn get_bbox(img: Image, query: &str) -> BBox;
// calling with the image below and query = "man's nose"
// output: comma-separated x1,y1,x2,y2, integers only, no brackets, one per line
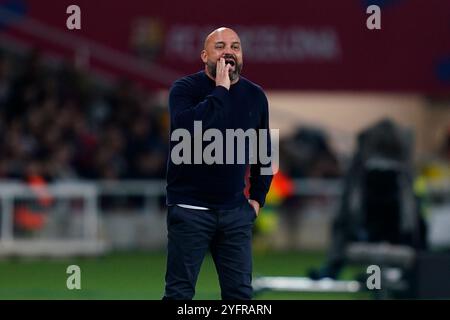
223,46,233,55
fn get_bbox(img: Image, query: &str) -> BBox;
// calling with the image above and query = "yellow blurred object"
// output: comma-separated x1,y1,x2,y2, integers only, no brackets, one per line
414,176,427,195
255,208,278,234
253,170,294,250
422,162,450,182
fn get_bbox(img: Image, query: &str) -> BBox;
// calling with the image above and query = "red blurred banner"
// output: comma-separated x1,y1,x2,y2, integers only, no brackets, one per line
0,0,449,93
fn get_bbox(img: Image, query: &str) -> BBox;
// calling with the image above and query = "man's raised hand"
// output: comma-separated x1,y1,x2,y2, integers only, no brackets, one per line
215,57,231,90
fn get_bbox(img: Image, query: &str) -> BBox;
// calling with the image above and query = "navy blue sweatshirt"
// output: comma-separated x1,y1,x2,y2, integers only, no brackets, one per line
166,71,273,210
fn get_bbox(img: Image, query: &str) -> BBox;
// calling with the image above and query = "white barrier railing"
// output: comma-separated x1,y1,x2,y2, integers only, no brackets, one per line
0,179,341,256
0,178,448,256
0,181,104,257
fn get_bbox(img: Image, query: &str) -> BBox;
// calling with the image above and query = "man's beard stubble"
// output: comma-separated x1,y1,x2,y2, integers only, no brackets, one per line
206,56,242,82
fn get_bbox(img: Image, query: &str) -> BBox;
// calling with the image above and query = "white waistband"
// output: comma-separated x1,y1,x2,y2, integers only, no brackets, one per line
176,204,210,210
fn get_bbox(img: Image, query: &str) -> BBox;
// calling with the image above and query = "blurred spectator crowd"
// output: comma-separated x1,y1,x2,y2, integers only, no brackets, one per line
0,48,343,184
1,48,447,187
0,49,169,181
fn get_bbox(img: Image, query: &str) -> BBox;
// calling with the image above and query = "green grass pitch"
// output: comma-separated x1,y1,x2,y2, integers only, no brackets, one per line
0,251,371,300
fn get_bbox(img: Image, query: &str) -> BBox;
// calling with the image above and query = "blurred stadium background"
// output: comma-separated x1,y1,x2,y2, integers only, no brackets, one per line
0,0,449,299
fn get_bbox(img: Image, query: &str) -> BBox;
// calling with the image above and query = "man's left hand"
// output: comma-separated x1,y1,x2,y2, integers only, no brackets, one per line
248,199,260,217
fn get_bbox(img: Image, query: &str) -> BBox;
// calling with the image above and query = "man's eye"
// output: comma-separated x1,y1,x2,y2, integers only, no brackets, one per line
232,46,240,50
216,45,224,49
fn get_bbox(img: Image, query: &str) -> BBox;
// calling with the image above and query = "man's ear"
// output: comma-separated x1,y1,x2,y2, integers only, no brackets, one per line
200,50,207,64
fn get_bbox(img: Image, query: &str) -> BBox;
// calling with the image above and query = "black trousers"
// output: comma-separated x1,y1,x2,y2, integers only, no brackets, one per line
163,202,257,300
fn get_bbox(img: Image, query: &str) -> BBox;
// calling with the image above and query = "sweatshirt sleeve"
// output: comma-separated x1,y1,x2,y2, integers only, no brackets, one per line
169,80,230,132
249,92,274,207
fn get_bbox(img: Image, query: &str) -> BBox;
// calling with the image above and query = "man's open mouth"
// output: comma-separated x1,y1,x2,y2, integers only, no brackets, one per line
225,59,235,67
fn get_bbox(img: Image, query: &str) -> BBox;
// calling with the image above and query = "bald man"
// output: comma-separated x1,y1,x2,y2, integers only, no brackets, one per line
164,27,273,300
